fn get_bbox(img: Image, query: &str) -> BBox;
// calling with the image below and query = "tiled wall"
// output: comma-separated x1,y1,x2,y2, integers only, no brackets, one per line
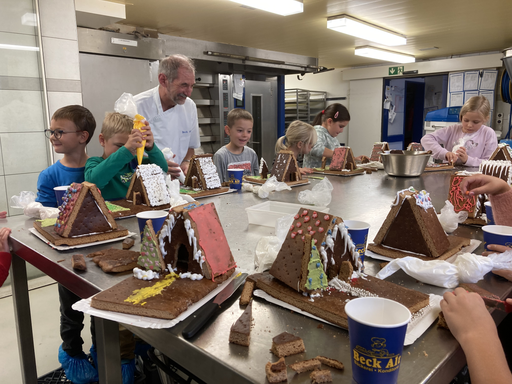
0,0,82,216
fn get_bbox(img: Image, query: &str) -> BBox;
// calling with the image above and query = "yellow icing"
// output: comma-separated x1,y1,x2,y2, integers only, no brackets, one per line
134,114,146,165
38,218,57,227
124,272,178,306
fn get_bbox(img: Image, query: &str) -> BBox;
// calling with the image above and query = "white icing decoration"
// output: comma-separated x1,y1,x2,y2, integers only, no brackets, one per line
158,215,175,259
179,272,204,280
479,160,512,185
197,157,221,189
414,190,433,211
319,246,328,271
136,164,171,206
184,219,204,270
259,158,267,174
133,267,159,280
328,276,378,298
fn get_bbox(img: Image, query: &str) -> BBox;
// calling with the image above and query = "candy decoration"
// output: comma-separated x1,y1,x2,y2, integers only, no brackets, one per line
296,222,302,228
302,210,309,217
315,220,321,226
324,214,330,221
290,224,295,231
297,229,303,235
307,226,312,231
294,214,300,220
318,227,324,233
304,216,310,223
291,232,297,239
312,212,318,218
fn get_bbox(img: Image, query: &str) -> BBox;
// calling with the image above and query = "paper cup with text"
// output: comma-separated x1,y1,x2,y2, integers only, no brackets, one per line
482,225,512,251
344,220,370,264
346,297,411,384
227,168,244,190
136,211,168,240
484,202,494,225
54,186,70,206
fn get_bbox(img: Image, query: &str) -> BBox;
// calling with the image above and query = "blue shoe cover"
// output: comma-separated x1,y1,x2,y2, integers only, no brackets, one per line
121,359,135,384
58,344,99,384
89,344,98,370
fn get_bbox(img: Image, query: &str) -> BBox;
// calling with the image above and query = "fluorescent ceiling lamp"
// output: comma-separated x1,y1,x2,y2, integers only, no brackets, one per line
230,0,303,16
0,43,39,52
327,15,406,46
355,46,415,64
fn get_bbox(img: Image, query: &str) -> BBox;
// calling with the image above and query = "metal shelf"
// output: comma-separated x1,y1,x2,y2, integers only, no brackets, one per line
284,88,326,126
194,99,217,106
198,117,220,125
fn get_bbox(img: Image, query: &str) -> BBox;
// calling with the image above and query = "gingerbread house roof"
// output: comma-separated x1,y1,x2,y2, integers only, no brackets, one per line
370,142,389,162
184,154,222,190
407,142,424,151
448,171,485,219
270,150,302,182
125,164,170,207
269,208,361,293
55,182,118,237
157,202,236,281
489,143,512,161
479,160,512,184
329,147,357,171
259,158,269,179
373,187,450,258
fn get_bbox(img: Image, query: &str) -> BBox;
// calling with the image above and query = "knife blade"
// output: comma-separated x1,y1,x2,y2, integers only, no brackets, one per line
482,296,512,313
182,272,248,339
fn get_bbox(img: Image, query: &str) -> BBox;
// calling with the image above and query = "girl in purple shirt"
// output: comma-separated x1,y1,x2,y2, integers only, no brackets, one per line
421,96,497,167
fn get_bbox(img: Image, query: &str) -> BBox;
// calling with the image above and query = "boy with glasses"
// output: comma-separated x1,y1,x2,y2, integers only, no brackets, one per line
36,105,96,207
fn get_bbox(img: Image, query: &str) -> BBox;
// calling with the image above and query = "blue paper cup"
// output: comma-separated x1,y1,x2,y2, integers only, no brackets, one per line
227,168,244,190
485,202,494,225
54,185,69,206
344,220,370,263
346,297,411,384
482,225,512,251
136,211,168,240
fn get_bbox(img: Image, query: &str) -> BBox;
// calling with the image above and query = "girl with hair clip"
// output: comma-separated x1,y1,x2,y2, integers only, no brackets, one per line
275,120,318,175
421,96,497,166
303,103,350,169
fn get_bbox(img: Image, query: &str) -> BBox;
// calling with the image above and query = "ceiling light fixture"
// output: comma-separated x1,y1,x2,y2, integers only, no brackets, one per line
230,0,303,16
355,46,415,64
327,15,406,46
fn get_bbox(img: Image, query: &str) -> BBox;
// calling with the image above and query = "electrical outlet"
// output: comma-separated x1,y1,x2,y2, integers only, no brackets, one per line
498,112,504,119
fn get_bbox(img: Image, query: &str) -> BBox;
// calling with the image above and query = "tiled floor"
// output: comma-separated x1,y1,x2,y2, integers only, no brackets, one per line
0,276,93,384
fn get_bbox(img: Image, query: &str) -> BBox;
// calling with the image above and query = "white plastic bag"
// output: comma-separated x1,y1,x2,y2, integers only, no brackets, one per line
10,191,59,219
298,177,333,206
165,178,195,208
257,176,291,199
114,93,138,119
254,214,294,272
438,200,468,233
453,253,494,283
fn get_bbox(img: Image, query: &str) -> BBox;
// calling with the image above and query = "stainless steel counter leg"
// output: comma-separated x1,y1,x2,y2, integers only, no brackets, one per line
11,253,38,384
95,317,122,384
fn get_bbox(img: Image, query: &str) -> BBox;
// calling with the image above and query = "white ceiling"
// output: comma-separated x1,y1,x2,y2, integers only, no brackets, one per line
111,0,512,69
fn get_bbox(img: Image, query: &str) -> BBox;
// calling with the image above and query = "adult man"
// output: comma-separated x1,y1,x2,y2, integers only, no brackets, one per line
134,54,200,177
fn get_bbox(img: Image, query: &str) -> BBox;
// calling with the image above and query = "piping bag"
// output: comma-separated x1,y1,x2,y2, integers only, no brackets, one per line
114,93,146,165
162,147,186,184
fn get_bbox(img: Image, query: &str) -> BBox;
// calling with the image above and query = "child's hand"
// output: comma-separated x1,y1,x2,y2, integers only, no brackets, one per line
460,174,511,196
455,147,468,164
142,121,155,151
0,227,11,253
299,167,314,175
445,151,458,163
0,211,6,219
125,129,144,156
482,244,512,256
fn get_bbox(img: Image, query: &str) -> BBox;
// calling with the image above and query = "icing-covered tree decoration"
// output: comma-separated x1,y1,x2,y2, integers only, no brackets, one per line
306,241,328,290
138,219,165,271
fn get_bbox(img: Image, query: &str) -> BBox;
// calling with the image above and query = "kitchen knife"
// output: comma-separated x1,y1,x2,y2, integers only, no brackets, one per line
182,272,248,339
482,296,512,313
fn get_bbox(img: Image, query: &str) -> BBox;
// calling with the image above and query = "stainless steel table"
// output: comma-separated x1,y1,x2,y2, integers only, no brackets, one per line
9,169,512,384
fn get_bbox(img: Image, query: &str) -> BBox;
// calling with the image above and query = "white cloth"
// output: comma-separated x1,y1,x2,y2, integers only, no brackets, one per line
134,86,201,165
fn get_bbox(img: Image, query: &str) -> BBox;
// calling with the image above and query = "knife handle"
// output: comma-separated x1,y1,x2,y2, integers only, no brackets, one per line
182,301,219,339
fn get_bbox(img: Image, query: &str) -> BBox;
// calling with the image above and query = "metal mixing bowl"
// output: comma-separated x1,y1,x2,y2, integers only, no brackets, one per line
381,151,430,177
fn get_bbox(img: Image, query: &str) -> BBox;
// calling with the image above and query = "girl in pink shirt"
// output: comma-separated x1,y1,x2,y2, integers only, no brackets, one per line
421,96,497,167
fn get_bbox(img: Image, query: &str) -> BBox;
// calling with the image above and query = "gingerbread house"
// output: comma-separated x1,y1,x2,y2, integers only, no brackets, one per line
35,182,128,246
270,150,301,182
259,158,269,179
370,142,390,162
157,202,236,281
407,142,424,151
371,187,451,258
125,164,170,207
479,160,512,184
138,219,166,272
184,154,222,190
490,143,512,161
329,147,358,171
448,171,485,220
269,208,362,293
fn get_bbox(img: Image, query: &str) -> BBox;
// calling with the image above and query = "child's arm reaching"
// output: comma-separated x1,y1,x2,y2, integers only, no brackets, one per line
0,227,12,287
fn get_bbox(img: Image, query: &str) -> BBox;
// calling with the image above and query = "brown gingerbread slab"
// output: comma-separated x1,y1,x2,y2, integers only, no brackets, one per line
243,176,310,187
248,272,429,329
312,168,365,176
424,163,455,172
179,186,232,198
34,221,129,246
108,199,170,219
462,217,487,226
91,269,234,320
367,235,471,262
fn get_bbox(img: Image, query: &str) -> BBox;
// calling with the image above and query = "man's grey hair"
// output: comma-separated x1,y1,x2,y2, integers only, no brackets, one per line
158,54,195,82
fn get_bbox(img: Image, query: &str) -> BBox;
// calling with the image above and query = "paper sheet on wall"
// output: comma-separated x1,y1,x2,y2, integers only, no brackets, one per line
464,71,480,91
480,70,498,90
449,72,464,92
464,90,479,104
479,90,495,110
449,92,464,107
233,74,244,101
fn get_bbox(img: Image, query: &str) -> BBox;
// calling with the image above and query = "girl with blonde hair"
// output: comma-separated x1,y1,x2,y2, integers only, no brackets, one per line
275,120,317,174
421,96,497,166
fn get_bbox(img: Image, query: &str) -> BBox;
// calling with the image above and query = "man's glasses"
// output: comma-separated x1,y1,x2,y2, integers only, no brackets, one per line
44,129,82,139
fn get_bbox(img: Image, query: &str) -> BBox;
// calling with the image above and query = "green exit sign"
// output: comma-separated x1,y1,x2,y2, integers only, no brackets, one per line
388,66,404,76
